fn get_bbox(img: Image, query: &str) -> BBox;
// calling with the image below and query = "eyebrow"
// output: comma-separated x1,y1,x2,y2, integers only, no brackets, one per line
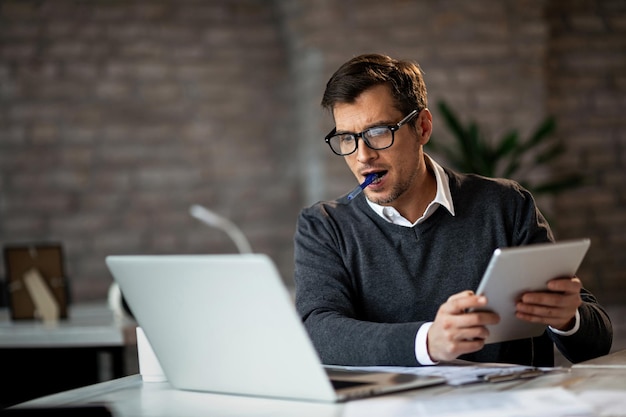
335,119,396,135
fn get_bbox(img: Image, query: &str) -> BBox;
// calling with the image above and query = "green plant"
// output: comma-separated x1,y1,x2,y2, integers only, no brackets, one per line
426,101,583,195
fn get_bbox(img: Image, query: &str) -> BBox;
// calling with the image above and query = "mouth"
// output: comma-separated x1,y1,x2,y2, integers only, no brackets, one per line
364,170,387,185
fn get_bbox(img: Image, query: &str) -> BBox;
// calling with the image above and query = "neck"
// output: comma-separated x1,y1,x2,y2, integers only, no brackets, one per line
391,159,437,224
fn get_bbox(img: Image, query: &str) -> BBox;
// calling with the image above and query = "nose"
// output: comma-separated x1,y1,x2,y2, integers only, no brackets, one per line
354,137,378,163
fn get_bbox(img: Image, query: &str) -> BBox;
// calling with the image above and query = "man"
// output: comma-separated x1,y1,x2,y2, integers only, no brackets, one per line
294,53,612,367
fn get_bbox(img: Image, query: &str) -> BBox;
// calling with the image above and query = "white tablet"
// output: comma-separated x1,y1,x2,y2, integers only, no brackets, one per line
475,239,590,344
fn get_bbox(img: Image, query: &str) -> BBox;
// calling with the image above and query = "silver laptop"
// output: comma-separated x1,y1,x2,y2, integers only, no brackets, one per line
106,254,444,402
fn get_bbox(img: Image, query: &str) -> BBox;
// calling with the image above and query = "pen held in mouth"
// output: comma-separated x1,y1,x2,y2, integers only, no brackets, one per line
347,173,380,201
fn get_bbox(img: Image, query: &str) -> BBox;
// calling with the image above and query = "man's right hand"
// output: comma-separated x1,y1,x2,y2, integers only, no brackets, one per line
426,290,500,362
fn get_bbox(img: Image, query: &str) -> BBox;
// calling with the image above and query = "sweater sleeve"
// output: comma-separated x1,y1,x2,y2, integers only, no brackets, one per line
294,205,423,366
549,289,613,363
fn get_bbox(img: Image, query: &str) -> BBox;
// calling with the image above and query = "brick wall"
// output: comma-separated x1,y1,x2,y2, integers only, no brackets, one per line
1,0,624,304
545,0,626,303
0,0,298,300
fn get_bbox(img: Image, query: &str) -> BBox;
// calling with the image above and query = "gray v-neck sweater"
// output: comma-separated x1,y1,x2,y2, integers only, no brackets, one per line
294,169,612,366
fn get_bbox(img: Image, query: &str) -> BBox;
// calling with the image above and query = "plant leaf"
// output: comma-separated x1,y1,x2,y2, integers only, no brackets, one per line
430,101,581,198
517,116,557,154
534,142,566,165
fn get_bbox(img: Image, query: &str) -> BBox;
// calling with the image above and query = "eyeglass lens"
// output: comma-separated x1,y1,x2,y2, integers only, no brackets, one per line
331,127,393,155
326,110,419,156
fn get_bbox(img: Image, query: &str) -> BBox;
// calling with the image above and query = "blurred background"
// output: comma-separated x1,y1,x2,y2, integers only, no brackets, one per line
1,0,624,309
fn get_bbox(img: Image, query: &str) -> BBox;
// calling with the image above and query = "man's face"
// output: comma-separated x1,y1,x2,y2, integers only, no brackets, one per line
332,84,431,207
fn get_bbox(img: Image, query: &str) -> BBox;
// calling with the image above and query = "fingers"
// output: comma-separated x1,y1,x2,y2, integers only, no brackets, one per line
430,337,486,362
441,290,486,314
516,277,582,330
427,291,500,362
436,311,498,340
547,276,582,294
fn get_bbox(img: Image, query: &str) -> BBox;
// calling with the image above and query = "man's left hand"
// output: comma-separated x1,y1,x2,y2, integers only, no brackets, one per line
515,277,582,331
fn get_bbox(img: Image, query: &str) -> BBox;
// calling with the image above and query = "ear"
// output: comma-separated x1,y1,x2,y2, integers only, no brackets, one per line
416,108,433,145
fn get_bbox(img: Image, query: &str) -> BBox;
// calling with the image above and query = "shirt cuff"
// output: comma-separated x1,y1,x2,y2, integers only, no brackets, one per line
549,309,581,336
415,322,439,365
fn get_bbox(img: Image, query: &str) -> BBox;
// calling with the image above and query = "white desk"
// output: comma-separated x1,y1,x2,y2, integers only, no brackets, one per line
14,350,626,417
0,303,136,348
0,303,137,408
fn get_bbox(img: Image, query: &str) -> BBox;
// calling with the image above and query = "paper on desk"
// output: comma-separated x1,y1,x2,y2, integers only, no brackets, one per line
577,390,626,417
334,362,558,386
343,387,595,417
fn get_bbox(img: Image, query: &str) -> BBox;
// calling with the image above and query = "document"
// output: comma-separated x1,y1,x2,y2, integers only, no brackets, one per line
332,361,559,386
343,387,595,417
577,390,626,417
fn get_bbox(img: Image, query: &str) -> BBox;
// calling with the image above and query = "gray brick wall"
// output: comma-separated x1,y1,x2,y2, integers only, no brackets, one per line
546,0,626,304
0,0,298,300
1,0,624,305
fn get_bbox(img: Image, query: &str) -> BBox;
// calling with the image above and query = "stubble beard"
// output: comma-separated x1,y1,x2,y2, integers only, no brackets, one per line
367,167,418,206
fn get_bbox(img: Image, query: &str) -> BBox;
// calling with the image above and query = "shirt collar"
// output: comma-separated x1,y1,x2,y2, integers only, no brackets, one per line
366,154,455,226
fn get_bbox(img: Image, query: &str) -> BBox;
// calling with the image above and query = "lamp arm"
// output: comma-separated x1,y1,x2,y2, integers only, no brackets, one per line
189,204,253,254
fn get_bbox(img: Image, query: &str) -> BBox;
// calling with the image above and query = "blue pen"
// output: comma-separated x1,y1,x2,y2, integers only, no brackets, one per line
347,173,380,201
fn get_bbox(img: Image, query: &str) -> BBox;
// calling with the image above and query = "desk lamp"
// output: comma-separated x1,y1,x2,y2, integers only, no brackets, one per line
189,204,253,254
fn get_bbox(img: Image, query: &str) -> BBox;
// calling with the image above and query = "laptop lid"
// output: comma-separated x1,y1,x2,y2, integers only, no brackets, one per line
106,254,443,402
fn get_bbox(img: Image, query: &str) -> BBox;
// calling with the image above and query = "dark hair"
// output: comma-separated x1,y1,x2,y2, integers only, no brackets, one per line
321,54,428,116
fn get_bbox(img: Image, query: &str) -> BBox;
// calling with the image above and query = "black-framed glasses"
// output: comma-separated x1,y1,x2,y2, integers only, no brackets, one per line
324,109,420,156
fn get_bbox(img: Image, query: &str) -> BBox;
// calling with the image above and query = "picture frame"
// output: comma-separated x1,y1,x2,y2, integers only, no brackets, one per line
3,243,69,320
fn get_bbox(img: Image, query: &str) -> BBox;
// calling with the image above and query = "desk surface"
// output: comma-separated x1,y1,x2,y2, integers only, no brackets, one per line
0,303,136,348
16,350,626,417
